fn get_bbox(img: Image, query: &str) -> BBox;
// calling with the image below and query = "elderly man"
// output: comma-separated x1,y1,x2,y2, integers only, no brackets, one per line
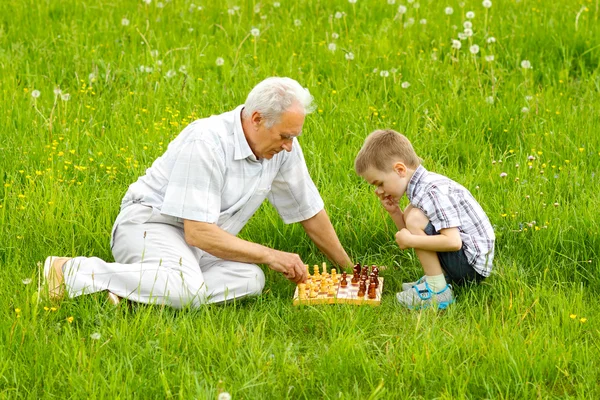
45,77,352,308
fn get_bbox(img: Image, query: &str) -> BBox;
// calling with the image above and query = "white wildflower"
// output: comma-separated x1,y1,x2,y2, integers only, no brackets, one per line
178,65,187,74
143,0,151,4
53,87,62,96
500,172,507,178
348,0,357,3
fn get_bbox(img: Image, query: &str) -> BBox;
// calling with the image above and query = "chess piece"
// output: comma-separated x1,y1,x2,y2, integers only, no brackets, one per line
372,266,379,277
357,280,366,297
368,282,377,299
298,283,307,300
328,284,336,297
361,266,369,277
370,272,378,288
341,272,348,287
322,262,328,275
331,269,337,283
351,274,359,286
309,283,318,298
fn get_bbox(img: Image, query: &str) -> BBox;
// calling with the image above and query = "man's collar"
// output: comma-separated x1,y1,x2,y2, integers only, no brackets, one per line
233,105,258,161
407,165,427,200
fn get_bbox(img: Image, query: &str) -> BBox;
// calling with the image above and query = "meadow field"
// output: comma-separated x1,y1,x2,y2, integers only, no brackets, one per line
1,0,599,398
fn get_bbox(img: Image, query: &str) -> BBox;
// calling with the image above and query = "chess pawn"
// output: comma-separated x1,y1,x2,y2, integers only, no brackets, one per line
357,280,366,297
372,266,379,277
353,263,361,276
328,284,336,297
309,283,318,298
298,283,307,300
331,268,337,282
368,282,377,299
320,279,328,294
341,272,348,288
361,266,369,277
322,262,328,275
313,264,320,275
351,273,359,286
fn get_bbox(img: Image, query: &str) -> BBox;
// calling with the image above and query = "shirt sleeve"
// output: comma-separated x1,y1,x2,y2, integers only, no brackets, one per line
267,139,324,224
160,139,225,223
420,187,463,231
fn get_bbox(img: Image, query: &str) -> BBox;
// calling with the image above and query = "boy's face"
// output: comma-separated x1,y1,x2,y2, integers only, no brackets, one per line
361,163,411,204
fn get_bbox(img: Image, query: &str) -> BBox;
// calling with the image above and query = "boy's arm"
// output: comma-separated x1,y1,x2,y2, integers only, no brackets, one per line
388,209,406,231
395,227,462,252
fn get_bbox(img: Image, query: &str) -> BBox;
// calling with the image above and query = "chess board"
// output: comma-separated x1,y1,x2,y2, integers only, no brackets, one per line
292,276,384,306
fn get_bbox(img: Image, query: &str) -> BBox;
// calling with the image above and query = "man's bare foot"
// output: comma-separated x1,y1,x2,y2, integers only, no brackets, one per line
43,256,71,300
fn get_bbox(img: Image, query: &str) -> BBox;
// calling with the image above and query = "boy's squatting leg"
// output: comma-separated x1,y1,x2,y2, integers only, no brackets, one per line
402,205,447,292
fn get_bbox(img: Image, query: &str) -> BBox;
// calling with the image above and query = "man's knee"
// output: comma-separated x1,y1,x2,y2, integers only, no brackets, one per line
404,206,430,233
243,264,265,295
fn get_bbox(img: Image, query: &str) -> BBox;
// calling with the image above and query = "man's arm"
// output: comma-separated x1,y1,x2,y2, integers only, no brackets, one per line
183,220,308,283
300,209,353,269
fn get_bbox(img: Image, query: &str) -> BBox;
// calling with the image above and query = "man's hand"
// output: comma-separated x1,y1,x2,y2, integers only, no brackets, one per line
267,249,308,284
395,228,414,250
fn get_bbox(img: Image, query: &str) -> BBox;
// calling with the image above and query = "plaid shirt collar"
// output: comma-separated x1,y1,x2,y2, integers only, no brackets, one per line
233,105,260,162
407,165,427,201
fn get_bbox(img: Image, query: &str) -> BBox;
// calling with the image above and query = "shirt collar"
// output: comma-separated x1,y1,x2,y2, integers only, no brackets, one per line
233,104,258,162
407,165,427,201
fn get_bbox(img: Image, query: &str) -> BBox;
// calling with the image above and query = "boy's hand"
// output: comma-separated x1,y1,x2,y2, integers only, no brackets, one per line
395,228,413,250
378,194,401,215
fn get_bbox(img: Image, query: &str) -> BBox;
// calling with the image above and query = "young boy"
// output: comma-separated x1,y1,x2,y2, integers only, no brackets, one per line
354,129,495,309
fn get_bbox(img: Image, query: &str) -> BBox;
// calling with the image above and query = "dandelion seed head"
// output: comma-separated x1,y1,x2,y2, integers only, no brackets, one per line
401,81,411,88
397,5,407,14
90,332,101,340
380,70,390,78
485,55,494,62
500,172,507,178
22,278,32,285
121,18,130,26
31,90,41,98
143,0,151,4
463,21,472,29
215,57,225,66
464,28,473,37
294,19,302,26
345,52,355,60
335,11,343,19
388,0,396,4
156,2,164,8
404,17,415,27
328,43,337,52
218,393,232,400
251,28,260,37
413,3,420,9
348,0,357,3
150,50,159,58
273,2,280,7
521,107,529,113
452,39,462,49
521,60,532,69
486,96,494,104
457,32,467,40
332,32,339,39
420,18,427,24
61,93,71,101
227,8,235,15
487,36,496,43
470,44,480,54
482,0,492,8
445,6,454,15
254,4,261,13
466,11,475,19
53,87,62,96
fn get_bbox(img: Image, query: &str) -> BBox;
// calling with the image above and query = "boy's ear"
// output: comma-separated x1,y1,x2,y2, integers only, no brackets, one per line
393,162,407,177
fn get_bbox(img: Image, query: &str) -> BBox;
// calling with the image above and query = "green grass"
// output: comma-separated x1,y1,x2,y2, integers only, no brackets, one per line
2,0,600,398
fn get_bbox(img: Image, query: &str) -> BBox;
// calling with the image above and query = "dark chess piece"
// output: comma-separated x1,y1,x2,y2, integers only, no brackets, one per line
353,263,361,276
361,266,369,277
368,282,377,299
370,272,378,288
341,272,348,288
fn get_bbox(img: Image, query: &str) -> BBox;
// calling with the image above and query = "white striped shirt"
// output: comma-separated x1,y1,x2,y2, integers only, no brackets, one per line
121,105,324,236
407,165,495,277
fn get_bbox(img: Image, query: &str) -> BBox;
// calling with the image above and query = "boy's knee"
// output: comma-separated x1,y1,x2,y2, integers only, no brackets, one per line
404,207,430,233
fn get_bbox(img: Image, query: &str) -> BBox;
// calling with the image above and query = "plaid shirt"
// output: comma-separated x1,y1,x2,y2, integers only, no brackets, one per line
121,105,324,236
407,165,495,277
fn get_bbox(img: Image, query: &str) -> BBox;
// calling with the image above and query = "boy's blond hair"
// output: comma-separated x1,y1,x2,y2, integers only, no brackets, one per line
354,129,422,174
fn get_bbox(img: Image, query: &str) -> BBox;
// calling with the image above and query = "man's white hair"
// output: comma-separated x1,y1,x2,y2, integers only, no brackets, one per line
242,77,315,127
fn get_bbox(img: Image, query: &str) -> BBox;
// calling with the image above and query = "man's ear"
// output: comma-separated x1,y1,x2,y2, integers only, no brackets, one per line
393,162,407,177
251,111,263,128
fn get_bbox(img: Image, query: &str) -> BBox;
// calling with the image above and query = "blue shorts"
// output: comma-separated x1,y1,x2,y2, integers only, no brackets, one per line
424,223,484,286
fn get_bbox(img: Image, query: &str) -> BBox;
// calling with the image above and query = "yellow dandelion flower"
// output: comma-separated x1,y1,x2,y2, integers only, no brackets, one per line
15,308,21,313
580,318,587,323
569,314,577,319
44,306,50,311
66,316,74,323
50,307,57,311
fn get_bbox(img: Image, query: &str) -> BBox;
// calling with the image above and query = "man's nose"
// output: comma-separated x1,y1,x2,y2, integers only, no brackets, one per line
282,141,293,152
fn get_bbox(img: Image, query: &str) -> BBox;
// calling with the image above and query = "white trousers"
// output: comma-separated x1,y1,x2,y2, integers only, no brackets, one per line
62,204,265,308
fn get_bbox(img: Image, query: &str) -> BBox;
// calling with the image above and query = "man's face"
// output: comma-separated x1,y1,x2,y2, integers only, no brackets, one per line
361,165,409,204
254,107,305,160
